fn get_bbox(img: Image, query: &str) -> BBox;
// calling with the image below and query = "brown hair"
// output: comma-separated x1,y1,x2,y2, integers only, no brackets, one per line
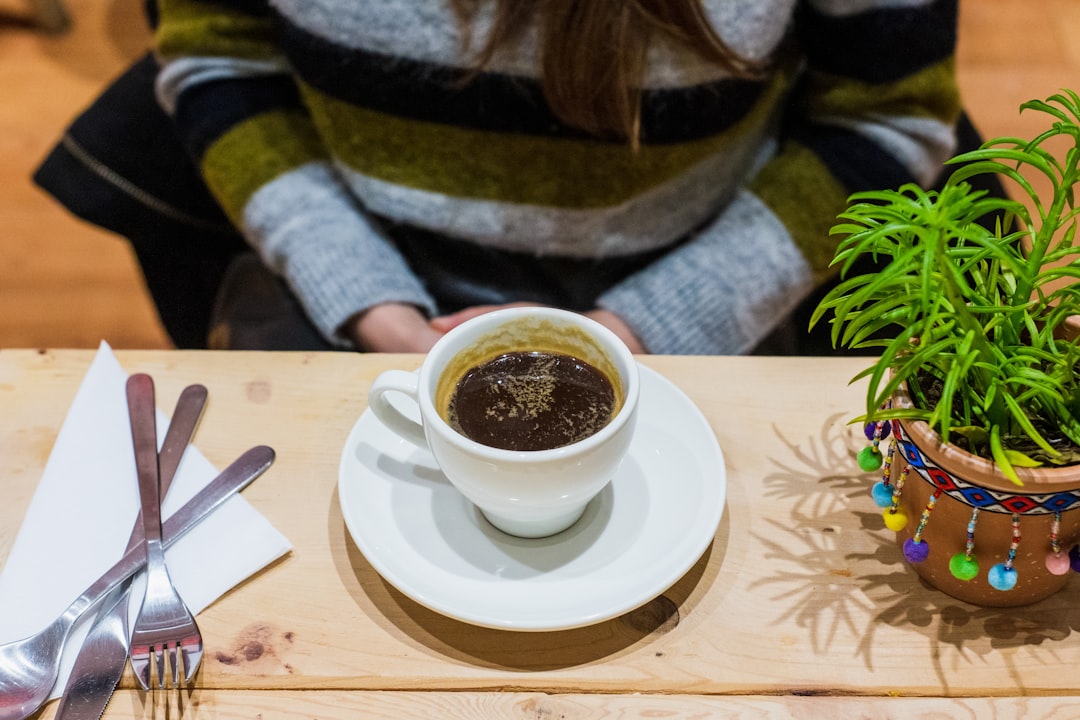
452,0,763,144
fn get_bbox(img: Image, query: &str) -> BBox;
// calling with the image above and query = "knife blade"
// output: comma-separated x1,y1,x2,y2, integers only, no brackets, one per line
54,383,206,719
49,586,129,720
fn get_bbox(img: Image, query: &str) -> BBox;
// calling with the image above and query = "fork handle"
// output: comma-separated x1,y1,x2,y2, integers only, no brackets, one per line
117,383,207,557
127,375,166,561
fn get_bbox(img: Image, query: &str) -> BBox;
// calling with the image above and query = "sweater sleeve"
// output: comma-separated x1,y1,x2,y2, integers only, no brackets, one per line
152,0,435,344
598,0,961,355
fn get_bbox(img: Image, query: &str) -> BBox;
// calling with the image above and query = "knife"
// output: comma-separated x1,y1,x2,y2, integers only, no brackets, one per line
76,443,275,611
54,382,208,720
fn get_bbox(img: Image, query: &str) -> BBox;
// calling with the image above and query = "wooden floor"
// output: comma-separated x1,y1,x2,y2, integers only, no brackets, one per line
1,0,1078,350
0,0,168,349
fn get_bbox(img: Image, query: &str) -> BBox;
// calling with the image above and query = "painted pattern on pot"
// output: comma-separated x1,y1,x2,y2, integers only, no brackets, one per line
895,423,1080,516
870,417,1080,607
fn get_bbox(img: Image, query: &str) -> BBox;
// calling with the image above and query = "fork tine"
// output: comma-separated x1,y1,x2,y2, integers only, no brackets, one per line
181,637,203,683
177,643,188,687
167,642,180,687
153,645,166,689
171,643,182,687
130,644,151,690
135,661,150,691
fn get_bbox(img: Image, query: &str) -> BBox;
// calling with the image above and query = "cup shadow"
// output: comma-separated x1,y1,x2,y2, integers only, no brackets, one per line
330,448,726,670
339,528,717,671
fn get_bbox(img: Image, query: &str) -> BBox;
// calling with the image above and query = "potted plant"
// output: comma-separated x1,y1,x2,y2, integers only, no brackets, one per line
811,90,1080,607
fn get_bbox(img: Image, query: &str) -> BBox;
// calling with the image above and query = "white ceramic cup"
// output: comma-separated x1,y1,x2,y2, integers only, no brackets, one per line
368,307,640,538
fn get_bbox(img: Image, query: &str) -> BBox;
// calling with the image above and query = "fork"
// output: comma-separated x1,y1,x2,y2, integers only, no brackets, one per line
126,373,203,689
53,381,206,718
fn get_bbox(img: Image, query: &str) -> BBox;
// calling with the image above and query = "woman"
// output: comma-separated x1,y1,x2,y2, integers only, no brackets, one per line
44,0,963,353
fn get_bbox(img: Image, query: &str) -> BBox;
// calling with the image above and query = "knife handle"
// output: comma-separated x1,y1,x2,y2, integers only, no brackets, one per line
158,384,208,497
60,445,275,627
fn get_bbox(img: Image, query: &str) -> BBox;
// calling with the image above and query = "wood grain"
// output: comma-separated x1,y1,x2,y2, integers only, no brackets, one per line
1,0,1078,350
6,350,1080,717
34,690,1080,720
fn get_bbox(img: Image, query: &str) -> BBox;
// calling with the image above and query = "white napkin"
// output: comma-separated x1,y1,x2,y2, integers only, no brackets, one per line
0,341,292,698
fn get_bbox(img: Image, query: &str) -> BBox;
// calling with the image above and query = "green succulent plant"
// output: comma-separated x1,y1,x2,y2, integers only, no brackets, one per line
811,90,1080,486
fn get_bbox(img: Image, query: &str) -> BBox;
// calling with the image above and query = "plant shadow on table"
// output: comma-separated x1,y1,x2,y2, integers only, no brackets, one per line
336,523,721,670
751,412,1080,691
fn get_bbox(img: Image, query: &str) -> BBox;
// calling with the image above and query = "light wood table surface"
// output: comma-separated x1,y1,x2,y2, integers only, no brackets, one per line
3,349,1078,719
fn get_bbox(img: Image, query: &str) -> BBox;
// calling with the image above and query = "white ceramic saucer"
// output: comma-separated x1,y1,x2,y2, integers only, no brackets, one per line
338,364,726,631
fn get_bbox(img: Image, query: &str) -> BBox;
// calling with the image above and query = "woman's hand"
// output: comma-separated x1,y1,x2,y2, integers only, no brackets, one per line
346,303,444,353
429,302,539,334
431,303,646,353
583,309,646,354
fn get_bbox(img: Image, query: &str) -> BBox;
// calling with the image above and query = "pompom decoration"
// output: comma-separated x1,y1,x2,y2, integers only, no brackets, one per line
949,552,979,580
988,563,1017,591
1046,552,1071,575
1071,544,1080,573
871,481,893,508
883,508,908,531
900,489,939,564
949,508,980,581
903,538,930,563
857,446,883,472
988,513,1022,591
872,440,896,508
863,420,891,442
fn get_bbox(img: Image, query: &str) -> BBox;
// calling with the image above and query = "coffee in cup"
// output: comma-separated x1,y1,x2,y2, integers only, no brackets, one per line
367,307,639,538
441,348,621,455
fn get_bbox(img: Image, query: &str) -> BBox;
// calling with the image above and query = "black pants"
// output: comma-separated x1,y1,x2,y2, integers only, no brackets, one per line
33,54,245,349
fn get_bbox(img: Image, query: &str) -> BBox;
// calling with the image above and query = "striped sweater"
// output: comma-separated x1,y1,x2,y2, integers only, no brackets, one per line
152,0,961,354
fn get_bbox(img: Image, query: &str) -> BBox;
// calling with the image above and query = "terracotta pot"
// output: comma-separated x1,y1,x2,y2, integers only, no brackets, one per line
887,406,1080,607
1065,314,1080,341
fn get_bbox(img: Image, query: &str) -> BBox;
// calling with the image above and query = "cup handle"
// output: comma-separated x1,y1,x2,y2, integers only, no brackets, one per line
367,370,429,448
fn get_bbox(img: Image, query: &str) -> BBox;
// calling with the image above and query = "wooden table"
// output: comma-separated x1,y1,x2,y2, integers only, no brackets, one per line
3,349,1078,718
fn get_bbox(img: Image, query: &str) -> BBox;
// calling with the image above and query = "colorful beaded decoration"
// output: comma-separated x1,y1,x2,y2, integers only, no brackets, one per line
902,488,940,563
871,437,896,508
1046,511,1070,575
882,460,910,532
862,416,1080,587
988,514,1021,591
949,507,980,581
858,419,890,472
